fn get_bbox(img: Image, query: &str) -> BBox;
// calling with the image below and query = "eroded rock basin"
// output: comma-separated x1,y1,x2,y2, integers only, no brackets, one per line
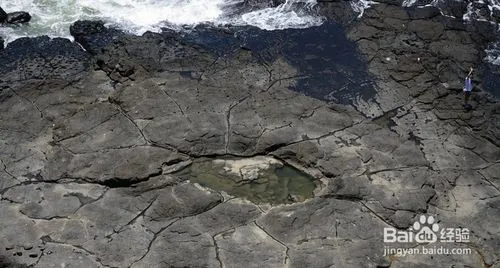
174,156,317,204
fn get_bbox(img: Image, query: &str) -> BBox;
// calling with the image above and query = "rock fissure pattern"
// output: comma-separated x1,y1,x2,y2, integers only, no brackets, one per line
0,3,499,267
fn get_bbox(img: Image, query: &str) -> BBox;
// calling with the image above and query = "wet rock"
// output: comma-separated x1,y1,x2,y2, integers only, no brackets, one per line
435,0,468,18
493,8,500,22
467,20,498,46
404,0,432,5
0,36,89,82
471,1,492,20
317,0,357,25
0,6,6,23
70,20,124,55
439,16,467,30
87,28,214,81
243,0,284,9
406,6,441,19
6,11,31,24
377,0,404,6
408,20,444,41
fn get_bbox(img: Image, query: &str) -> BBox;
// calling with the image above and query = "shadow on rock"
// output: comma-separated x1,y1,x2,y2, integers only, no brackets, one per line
0,255,27,268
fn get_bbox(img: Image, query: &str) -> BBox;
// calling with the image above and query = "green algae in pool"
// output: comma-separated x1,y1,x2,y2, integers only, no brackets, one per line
173,157,317,204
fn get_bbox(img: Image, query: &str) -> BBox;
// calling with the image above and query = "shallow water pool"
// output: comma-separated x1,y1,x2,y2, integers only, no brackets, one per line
173,156,317,204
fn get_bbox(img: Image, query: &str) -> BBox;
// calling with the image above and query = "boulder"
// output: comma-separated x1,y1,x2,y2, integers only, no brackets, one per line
408,20,444,40
6,11,31,24
493,8,500,22
70,20,124,55
467,20,498,46
435,0,468,18
317,0,357,25
224,0,284,16
439,16,467,30
405,0,432,6
406,6,441,19
0,36,89,82
0,6,7,23
376,0,404,6
471,1,492,20
244,0,284,8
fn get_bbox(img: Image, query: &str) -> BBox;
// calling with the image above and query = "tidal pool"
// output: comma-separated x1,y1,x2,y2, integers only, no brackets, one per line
173,156,317,204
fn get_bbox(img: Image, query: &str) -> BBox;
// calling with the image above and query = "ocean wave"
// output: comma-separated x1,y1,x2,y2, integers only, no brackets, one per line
0,0,323,43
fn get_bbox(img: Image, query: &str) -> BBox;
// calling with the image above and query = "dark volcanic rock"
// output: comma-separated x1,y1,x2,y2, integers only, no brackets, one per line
0,6,6,23
493,8,500,22
376,0,403,6
471,1,492,20
0,3,499,268
6,11,31,24
90,29,214,82
317,0,357,25
467,20,498,46
406,0,433,5
435,0,468,18
70,20,124,55
233,22,377,104
439,16,467,30
243,0,284,9
0,37,4,50
406,6,441,19
483,65,500,97
0,36,89,82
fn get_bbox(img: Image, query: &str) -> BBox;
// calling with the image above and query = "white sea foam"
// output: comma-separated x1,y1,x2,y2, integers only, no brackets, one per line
486,41,500,65
0,0,322,43
402,0,418,7
350,0,378,17
238,0,323,30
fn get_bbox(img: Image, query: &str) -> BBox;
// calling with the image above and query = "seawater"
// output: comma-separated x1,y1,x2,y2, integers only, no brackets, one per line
174,157,317,204
1,0,499,67
0,0,323,43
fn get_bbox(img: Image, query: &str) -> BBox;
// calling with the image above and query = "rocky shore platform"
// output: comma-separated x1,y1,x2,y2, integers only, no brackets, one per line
0,2,499,268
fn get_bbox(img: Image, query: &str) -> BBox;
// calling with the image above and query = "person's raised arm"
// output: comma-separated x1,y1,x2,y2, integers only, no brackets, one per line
467,67,474,78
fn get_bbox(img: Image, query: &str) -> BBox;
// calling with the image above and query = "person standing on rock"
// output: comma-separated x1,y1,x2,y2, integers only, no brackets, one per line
463,67,474,110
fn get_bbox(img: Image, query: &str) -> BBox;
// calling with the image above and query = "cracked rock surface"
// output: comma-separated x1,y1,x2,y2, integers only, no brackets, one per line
0,3,499,268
